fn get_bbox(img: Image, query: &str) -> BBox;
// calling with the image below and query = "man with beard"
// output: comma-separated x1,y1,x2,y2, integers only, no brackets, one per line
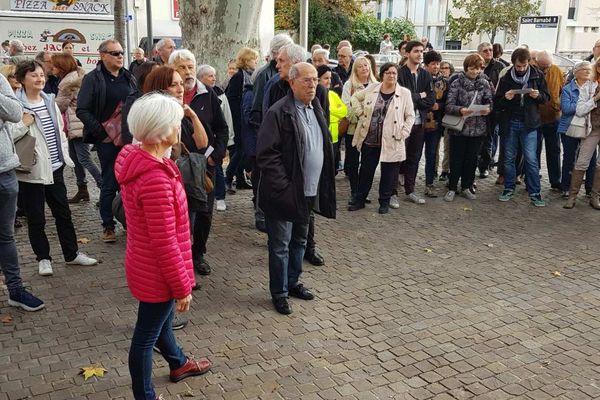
169,49,229,276
495,47,550,207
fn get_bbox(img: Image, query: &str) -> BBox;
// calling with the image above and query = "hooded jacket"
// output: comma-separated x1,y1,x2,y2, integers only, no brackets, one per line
0,74,22,174
114,145,195,303
56,68,86,139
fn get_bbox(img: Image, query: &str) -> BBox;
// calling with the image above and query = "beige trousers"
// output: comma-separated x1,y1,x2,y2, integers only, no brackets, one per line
574,129,600,171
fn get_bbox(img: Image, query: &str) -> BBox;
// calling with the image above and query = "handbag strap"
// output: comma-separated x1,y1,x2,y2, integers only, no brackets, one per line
469,90,478,107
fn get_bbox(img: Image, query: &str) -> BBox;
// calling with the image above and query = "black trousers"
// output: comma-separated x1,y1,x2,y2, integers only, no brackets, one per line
19,167,78,262
344,135,360,195
356,145,400,205
448,135,484,191
191,165,215,259
399,124,425,195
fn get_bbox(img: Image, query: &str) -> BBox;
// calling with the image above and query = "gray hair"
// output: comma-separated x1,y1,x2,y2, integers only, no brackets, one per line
312,48,330,59
197,64,216,79
133,47,144,54
536,50,553,63
477,42,492,52
34,51,49,63
98,39,120,53
573,60,591,73
155,38,174,50
169,49,196,66
127,93,184,145
289,62,315,80
9,40,24,53
280,43,305,65
269,33,294,59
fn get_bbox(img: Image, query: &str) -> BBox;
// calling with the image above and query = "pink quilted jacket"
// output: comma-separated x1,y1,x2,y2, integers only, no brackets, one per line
114,145,195,302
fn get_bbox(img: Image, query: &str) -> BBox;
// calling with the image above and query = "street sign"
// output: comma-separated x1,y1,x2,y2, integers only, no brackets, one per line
518,16,561,53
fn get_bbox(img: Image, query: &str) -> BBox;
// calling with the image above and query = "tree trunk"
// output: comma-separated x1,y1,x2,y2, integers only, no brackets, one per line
489,28,496,44
179,0,264,78
113,0,126,50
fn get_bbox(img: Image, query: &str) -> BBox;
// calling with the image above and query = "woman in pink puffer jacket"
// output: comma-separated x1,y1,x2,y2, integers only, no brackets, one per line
114,93,211,400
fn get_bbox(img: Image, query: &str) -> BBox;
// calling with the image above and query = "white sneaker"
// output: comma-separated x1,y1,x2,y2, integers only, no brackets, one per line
389,195,400,209
66,253,98,266
38,259,53,276
462,188,477,200
407,192,426,204
444,190,456,202
216,199,226,211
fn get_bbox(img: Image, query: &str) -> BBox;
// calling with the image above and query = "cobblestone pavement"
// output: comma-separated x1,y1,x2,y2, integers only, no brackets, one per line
1,160,600,400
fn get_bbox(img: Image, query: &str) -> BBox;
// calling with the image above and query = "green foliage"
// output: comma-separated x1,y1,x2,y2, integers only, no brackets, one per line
350,14,416,54
306,1,352,50
449,0,542,43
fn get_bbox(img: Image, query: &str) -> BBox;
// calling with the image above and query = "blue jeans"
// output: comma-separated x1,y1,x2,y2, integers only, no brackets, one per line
424,128,442,185
561,134,596,192
504,119,541,195
0,170,22,293
69,139,103,188
96,143,121,228
265,212,310,299
129,300,187,400
215,163,225,201
537,122,561,186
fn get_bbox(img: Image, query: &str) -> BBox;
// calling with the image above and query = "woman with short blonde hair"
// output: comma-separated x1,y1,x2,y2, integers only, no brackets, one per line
235,47,259,70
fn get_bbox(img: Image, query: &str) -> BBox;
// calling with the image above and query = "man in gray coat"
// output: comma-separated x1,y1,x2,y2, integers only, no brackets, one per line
0,74,45,311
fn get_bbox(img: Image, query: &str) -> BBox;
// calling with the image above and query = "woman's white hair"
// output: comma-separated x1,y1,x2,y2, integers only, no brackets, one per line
197,64,216,79
269,33,293,59
128,93,183,145
168,49,196,66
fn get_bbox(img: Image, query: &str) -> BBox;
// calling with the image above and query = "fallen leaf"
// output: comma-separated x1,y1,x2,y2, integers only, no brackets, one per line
463,207,473,212
78,238,91,244
552,271,561,277
79,366,107,380
424,248,433,253
486,243,494,248
182,390,195,397
1,314,13,323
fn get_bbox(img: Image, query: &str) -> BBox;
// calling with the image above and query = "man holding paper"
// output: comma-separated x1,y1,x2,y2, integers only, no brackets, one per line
494,48,550,207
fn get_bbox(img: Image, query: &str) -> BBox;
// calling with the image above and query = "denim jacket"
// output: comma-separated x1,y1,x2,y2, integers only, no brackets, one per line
557,80,580,134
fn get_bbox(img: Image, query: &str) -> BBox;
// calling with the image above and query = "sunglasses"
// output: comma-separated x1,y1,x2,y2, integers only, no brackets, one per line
103,51,124,57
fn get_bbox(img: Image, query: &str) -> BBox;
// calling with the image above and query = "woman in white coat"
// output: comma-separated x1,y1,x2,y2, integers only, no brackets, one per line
348,62,415,214
11,60,97,276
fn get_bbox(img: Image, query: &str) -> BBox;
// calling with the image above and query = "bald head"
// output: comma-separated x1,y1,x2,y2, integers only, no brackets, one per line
536,50,553,71
289,62,318,105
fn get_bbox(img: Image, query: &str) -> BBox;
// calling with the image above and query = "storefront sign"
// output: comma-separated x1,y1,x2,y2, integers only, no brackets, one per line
10,0,112,15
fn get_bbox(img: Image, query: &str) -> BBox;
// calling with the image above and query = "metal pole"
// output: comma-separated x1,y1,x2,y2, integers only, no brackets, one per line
125,0,132,66
299,0,308,50
443,0,449,49
146,0,153,55
422,0,428,41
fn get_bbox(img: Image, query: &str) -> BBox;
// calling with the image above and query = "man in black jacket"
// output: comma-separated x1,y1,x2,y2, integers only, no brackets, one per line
478,42,505,178
397,40,435,205
257,63,336,315
263,43,330,267
494,47,550,207
171,49,229,276
76,39,136,243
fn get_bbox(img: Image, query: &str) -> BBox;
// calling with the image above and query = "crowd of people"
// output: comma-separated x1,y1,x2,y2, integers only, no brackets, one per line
1,34,600,399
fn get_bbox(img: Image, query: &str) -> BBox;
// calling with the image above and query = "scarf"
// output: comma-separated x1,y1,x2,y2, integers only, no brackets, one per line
510,66,531,106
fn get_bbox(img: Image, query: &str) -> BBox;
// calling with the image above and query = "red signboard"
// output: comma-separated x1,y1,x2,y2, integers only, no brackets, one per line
172,0,180,20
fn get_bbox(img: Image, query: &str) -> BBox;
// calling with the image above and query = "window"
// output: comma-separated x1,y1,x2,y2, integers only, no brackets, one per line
568,0,578,20
387,0,393,19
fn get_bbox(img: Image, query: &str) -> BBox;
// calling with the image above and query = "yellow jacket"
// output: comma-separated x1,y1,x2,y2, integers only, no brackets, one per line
328,90,347,144
539,64,564,124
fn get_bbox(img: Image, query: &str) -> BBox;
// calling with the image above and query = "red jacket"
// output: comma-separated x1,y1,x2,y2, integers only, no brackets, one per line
114,145,195,302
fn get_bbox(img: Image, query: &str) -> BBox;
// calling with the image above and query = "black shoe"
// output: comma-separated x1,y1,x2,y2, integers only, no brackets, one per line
439,172,448,182
289,284,315,300
192,283,201,291
304,249,324,266
378,204,389,214
255,219,267,233
479,170,489,178
272,297,292,314
236,179,253,190
194,257,211,275
365,198,372,204
348,202,365,211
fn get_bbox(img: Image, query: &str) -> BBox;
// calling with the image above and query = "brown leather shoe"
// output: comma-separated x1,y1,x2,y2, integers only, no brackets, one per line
169,358,211,382
495,176,504,185
102,227,116,243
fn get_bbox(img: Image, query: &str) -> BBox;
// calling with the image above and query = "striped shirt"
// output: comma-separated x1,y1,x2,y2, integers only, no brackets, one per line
29,100,62,171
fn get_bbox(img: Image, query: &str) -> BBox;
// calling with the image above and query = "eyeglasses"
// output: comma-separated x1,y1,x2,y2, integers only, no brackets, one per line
103,51,124,57
440,67,450,70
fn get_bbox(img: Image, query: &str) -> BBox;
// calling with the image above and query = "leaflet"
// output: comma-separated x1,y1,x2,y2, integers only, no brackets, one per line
512,88,533,95
467,104,491,117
